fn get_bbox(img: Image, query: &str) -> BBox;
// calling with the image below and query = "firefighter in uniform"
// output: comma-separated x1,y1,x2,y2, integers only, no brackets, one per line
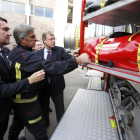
8,23,90,140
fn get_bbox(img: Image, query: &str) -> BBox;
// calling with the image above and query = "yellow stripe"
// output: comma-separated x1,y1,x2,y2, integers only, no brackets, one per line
28,116,42,124
15,62,21,82
13,95,38,103
15,62,21,99
76,25,80,49
128,30,140,42
101,0,105,8
137,44,140,71
16,94,21,99
111,120,117,128
95,37,109,64
126,25,130,33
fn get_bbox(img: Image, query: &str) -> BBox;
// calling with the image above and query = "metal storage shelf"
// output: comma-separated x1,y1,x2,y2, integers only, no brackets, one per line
83,0,140,27
80,62,140,83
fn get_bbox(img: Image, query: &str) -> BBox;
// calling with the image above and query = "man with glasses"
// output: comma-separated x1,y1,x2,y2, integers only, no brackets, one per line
33,40,43,52
36,31,80,126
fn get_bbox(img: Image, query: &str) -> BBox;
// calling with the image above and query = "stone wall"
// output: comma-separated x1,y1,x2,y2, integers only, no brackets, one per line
5,0,27,4
30,16,55,44
0,12,26,50
30,0,55,9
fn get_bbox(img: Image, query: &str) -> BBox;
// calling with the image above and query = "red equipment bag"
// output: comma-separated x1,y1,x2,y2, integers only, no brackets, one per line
83,31,140,72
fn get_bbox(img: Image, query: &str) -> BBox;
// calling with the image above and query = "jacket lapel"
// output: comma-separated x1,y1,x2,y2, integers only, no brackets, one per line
41,48,45,59
0,56,10,71
51,47,57,61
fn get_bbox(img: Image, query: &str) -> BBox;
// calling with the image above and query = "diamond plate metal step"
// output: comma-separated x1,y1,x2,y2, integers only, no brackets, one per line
87,77,102,90
50,89,119,140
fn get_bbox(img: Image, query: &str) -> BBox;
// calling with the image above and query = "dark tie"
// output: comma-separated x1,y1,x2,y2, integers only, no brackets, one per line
47,51,51,61
46,51,51,83
0,50,10,69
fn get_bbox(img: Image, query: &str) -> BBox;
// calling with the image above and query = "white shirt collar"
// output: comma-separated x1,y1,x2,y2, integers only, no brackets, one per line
44,47,52,60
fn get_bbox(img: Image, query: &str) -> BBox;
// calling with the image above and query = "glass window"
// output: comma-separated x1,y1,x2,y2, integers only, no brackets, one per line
30,5,34,15
1,0,13,13
68,0,73,4
34,6,44,17
45,8,53,18
14,3,25,14
67,5,73,23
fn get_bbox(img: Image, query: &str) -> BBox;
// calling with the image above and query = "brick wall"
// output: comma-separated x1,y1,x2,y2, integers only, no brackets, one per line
30,16,55,44
30,0,55,9
5,0,27,4
0,0,56,49
0,12,26,50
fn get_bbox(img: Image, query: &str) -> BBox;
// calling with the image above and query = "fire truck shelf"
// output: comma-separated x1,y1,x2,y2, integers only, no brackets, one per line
80,62,140,83
83,0,140,27
50,89,119,140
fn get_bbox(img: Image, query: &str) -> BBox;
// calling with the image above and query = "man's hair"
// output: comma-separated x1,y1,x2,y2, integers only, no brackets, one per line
0,17,7,23
13,23,35,45
42,31,54,44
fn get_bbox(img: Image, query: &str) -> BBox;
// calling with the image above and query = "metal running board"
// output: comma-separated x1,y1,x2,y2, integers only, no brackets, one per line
87,77,102,90
86,70,104,77
50,89,119,140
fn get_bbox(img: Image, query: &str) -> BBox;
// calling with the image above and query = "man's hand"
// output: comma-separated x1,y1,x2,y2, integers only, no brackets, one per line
73,48,80,58
76,53,91,64
28,70,45,84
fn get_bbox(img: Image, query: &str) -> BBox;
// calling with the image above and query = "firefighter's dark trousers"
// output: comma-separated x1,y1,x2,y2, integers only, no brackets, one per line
8,101,48,140
0,117,9,140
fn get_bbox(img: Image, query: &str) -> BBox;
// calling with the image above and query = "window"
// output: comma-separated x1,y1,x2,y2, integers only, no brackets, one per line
34,6,44,17
1,0,25,15
30,5,54,18
1,0,13,13
45,8,53,18
67,5,73,23
14,3,25,14
68,0,73,4
30,5,34,15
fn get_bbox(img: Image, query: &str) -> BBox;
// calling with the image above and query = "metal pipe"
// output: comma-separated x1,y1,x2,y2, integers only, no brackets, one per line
79,0,86,54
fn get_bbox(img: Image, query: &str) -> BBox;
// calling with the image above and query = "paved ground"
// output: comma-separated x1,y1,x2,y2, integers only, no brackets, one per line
4,66,90,140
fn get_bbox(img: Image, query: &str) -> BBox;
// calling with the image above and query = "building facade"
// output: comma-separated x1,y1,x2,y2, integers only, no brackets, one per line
0,0,81,49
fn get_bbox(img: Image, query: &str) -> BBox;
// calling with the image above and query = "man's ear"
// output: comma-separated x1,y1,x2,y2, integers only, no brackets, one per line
19,38,25,45
43,38,45,44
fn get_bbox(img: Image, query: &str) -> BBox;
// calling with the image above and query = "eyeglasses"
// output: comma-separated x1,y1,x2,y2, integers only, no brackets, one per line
46,38,57,41
36,44,42,46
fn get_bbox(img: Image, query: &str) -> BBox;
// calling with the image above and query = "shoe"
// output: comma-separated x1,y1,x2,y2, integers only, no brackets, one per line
49,107,52,112
18,136,26,140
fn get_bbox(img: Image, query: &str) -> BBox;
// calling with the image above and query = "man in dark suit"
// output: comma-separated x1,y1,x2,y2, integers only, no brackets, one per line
36,31,79,125
0,17,45,140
